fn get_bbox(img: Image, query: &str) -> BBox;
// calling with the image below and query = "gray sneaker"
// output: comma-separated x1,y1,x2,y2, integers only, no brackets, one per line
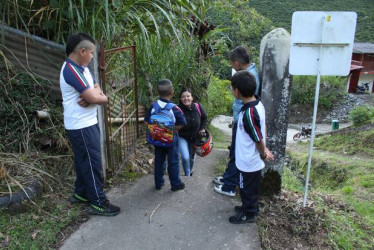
212,176,224,185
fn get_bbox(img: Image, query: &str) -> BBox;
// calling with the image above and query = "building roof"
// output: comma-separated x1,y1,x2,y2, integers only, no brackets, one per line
350,64,363,71
353,42,374,54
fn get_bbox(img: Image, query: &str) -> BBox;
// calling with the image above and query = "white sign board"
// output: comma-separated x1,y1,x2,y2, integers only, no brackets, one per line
289,11,357,76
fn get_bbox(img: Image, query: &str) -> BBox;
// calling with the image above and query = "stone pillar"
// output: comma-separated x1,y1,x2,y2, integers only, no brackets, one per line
259,28,292,195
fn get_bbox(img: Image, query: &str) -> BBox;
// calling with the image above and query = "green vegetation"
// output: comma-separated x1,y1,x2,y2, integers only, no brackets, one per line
0,0,200,46
208,124,231,150
136,35,210,105
315,129,374,157
207,0,274,78
0,66,67,153
291,75,347,109
348,105,374,126
284,129,374,248
0,195,85,249
250,0,374,43
201,76,233,120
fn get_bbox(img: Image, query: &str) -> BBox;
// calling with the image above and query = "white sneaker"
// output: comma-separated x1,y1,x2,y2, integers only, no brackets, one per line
214,185,235,197
212,176,224,185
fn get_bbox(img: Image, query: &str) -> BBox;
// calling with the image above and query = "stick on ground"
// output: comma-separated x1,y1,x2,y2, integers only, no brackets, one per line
149,203,161,223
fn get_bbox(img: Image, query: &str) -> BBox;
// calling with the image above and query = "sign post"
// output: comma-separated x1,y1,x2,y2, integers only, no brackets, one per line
289,11,357,207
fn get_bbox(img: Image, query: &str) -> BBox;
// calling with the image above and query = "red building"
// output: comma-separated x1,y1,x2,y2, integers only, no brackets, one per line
348,42,374,94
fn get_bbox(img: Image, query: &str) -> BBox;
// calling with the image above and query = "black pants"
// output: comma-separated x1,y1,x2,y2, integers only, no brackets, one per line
239,169,262,215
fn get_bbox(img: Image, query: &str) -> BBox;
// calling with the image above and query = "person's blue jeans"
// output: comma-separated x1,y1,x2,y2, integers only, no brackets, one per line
222,122,238,192
154,135,182,189
178,136,195,176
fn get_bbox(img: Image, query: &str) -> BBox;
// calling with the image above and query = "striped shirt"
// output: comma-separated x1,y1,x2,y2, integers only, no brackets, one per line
60,58,98,130
235,99,266,172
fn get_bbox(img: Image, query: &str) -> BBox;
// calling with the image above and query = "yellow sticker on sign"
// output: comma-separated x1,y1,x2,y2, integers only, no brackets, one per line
327,15,331,21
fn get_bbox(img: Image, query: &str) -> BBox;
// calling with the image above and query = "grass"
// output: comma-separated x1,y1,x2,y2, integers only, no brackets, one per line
208,124,231,150
206,123,230,175
284,128,374,248
0,194,86,249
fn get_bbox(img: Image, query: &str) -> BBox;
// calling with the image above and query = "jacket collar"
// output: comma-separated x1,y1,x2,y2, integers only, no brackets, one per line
240,96,260,112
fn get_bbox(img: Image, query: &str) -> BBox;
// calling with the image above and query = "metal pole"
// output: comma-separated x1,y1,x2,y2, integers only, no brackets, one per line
303,16,325,207
132,44,139,138
302,73,321,207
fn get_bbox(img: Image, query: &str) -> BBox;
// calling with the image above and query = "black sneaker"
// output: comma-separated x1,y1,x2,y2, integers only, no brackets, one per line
229,212,256,224
88,200,120,216
234,206,243,213
69,193,89,204
234,206,259,215
171,182,185,191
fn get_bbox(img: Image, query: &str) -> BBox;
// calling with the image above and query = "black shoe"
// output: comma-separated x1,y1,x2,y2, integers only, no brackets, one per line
171,182,185,191
155,183,164,190
88,200,120,216
190,171,193,176
234,206,259,215
69,193,89,204
234,206,243,213
229,212,256,224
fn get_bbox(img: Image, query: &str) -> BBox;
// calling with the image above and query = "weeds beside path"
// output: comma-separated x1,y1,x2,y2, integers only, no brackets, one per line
268,127,374,249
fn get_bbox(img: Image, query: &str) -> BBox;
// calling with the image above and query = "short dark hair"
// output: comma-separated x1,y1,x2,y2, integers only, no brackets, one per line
179,88,193,98
229,45,250,64
231,71,256,97
66,32,95,56
157,79,173,97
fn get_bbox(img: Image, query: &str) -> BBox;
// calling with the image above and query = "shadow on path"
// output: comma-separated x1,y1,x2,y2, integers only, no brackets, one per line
60,149,260,250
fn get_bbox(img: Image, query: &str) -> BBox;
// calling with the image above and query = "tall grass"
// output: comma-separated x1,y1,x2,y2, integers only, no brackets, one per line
0,0,201,47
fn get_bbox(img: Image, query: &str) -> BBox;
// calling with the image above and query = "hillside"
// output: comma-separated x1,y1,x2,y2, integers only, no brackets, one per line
250,0,374,43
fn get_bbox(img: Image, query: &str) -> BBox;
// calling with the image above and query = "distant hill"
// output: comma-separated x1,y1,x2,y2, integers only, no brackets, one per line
250,0,374,43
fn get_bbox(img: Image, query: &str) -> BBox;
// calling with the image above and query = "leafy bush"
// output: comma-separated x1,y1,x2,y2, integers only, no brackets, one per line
0,61,68,153
348,105,374,126
291,75,347,109
136,35,211,106
201,76,233,121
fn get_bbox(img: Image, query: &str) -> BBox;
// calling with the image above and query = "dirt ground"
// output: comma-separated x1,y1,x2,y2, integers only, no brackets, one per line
257,190,331,250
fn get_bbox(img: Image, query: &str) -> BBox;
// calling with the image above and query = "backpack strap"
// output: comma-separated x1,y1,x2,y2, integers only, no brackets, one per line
152,101,175,113
164,103,175,110
195,102,201,117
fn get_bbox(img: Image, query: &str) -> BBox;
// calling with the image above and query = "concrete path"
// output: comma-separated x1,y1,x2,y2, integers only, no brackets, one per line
60,149,261,250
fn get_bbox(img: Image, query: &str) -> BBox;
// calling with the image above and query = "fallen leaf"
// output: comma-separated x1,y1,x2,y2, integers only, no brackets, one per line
31,230,41,240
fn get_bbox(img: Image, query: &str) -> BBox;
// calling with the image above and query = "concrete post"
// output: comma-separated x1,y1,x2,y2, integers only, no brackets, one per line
259,28,292,195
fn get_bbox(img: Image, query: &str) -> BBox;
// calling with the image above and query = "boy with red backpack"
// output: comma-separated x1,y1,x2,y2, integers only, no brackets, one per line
145,79,187,191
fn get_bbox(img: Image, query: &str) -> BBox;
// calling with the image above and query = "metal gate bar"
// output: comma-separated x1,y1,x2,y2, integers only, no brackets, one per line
99,45,139,176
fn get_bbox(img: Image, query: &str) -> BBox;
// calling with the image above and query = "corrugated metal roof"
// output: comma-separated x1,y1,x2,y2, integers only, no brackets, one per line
0,24,65,89
353,42,374,54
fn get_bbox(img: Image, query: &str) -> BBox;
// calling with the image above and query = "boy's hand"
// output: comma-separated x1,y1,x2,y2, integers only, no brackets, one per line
261,147,275,161
78,97,90,107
